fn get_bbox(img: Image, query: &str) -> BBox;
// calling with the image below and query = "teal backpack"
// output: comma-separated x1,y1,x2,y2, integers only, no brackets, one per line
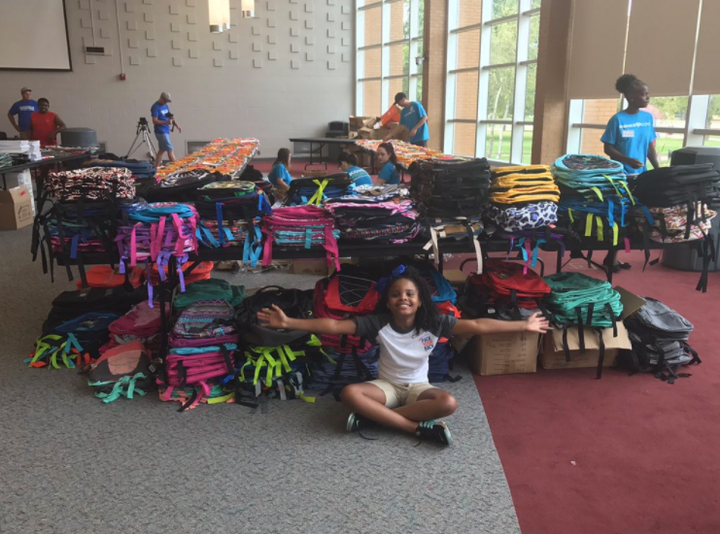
543,272,623,377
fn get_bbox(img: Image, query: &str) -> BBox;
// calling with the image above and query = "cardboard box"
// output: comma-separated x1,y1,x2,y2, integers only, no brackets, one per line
0,185,33,230
291,259,328,276
349,116,377,130
357,127,375,140
541,323,632,370
464,331,540,376
4,170,35,216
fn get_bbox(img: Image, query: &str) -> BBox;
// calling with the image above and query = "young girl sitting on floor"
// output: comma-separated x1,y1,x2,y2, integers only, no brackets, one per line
375,142,401,185
258,266,549,446
268,148,293,201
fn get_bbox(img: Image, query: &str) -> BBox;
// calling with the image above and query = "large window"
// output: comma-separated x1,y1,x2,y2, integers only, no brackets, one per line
567,1,720,166
444,0,540,163
356,0,424,117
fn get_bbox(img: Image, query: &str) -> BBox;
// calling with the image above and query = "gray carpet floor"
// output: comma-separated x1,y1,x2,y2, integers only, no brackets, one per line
0,225,521,534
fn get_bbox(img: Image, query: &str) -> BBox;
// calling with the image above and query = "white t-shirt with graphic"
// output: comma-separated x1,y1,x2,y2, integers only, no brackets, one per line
354,314,457,384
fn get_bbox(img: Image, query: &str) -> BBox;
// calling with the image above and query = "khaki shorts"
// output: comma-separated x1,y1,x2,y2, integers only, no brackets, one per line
368,378,436,409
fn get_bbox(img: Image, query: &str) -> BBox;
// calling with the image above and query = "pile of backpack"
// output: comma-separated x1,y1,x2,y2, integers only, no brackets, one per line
154,278,246,410
542,272,623,377
115,202,200,295
552,154,635,249
284,174,355,206
194,181,271,267
306,267,381,397
85,158,156,180
33,167,137,287
261,205,341,272
233,285,322,406
409,159,491,268
485,164,562,272
630,164,720,291
323,191,422,244
622,297,700,384
461,260,551,320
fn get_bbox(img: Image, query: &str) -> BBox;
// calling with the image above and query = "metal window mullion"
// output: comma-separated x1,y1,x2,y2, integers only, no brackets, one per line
444,4,459,154
475,4,492,159
356,3,365,115
566,100,585,154
686,94,710,146
380,2,391,116
511,1,530,164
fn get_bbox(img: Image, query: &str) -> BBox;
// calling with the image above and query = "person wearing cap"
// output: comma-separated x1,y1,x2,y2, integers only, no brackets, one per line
384,92,429,147
151,91,181,167
7,87,39,140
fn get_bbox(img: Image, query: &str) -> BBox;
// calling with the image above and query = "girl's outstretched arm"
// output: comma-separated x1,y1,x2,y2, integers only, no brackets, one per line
451,312,550,337
257,304,358,336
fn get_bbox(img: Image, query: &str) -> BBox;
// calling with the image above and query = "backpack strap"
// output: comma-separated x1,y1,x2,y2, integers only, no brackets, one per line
594,328,606,380
575,307,585,353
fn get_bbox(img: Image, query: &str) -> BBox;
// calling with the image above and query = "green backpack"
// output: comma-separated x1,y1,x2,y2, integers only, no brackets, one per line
543,273,622,328
543,273,624,378
173,279,245,312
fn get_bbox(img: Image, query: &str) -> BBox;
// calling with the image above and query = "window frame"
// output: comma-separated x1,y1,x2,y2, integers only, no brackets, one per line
355,0,424,117
444,0,539,164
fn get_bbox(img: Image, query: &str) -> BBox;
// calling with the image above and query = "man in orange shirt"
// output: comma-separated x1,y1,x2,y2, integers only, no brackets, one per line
30,98,66,148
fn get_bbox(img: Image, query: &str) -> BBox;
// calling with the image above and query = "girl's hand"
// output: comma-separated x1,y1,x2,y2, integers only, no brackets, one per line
257,304,289,329
525,312,550,334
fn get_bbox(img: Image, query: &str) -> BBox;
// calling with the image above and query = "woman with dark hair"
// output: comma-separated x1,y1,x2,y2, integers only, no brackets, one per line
258,265,549,446
601,74,660,271
601,74,660,175
338,151,372,187
375,142,401,185
268,148,293,189
267,148,293,201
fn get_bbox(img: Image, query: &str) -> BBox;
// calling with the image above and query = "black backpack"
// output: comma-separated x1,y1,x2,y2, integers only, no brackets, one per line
621,298,700,384
235,286,314,346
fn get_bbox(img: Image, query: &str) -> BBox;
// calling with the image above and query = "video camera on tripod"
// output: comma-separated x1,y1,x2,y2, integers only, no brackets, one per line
127,117,157,160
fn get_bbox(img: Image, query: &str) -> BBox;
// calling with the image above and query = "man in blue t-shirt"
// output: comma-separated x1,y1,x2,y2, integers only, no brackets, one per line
386,92,429,147
7,87,39,140
151,91,182,167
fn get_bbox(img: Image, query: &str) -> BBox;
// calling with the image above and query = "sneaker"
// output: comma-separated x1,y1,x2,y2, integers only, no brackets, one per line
346,412,377,433
415,420,453,446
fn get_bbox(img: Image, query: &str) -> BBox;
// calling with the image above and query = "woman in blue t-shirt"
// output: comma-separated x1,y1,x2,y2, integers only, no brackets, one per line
601,74,660,272
268,148,293,193
601,74,660,175
375,142,401,185
338,151,372,187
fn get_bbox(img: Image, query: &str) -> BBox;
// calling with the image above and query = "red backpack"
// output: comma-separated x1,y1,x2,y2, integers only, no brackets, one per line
464,260,550,316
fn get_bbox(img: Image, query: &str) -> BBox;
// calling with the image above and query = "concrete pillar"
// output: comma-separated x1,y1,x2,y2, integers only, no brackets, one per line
424,0,448,151
531,0,573,164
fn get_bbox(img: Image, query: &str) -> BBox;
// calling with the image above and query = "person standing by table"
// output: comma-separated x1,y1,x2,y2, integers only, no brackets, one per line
338,151,373,187
268,148,294,201
385,92,429,147
602,74,660,176
151,91,181,167
375,142,401,185
30,98,66,148
7,87,38,140
601,73,660,272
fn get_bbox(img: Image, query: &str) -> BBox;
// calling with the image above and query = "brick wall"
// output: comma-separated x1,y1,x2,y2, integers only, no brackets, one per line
580,99,618,155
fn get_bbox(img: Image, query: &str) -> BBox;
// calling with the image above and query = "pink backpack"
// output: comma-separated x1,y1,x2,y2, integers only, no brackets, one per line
161,344,237,411
261,206,340,271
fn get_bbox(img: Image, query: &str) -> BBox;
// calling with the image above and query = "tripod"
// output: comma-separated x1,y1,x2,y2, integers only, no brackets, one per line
126,120,157,161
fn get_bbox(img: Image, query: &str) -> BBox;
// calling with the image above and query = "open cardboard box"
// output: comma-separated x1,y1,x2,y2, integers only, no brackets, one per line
463,331,541,376
540,286,645,370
